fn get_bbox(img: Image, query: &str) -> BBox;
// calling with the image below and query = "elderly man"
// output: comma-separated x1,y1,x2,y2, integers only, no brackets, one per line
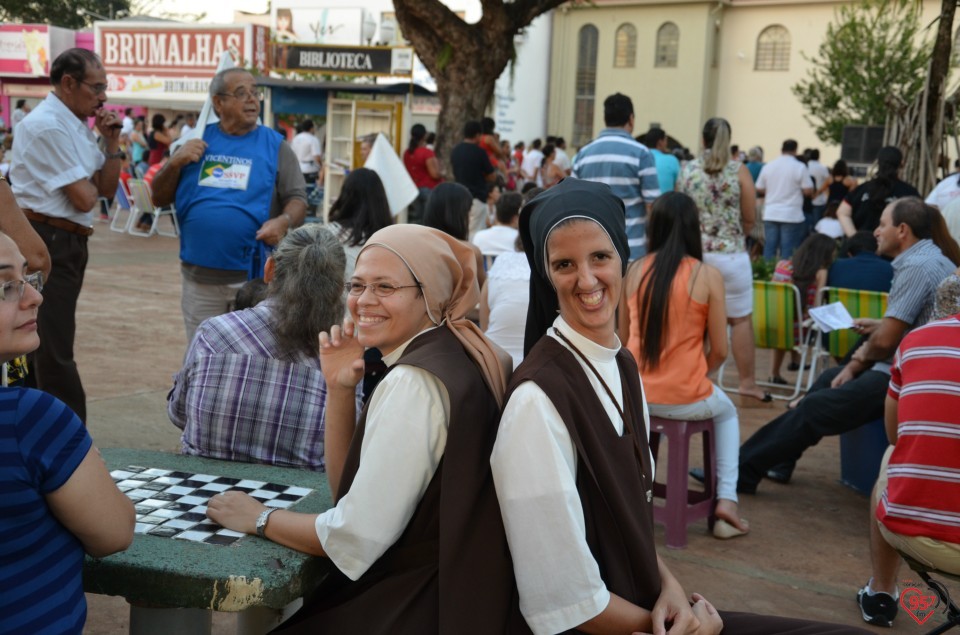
9,48,123,423
737,198,956,494
168,224,361,470
152,68,307,341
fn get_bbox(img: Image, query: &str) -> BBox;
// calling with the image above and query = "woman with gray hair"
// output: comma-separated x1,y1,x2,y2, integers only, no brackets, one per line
168,224,361,471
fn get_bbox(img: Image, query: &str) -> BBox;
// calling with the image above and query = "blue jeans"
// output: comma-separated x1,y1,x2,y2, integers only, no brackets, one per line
763,220,806,260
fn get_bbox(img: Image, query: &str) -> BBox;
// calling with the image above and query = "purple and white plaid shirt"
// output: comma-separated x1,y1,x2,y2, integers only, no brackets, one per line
168,301,361,471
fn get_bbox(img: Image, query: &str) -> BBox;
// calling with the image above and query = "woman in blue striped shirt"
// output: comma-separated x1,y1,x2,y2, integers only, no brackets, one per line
0,226,134,635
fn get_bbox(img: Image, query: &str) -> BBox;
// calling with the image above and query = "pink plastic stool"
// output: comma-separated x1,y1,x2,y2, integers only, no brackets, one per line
648,416,717,549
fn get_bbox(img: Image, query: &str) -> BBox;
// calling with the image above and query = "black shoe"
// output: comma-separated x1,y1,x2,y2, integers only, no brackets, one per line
765,463,794,484
857,584,898,627
787,361,811,372
769,375,788,385
689,468,705,483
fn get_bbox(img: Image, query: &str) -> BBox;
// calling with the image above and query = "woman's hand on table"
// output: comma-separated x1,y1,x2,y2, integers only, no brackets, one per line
319,319,365,390
206,491,267,535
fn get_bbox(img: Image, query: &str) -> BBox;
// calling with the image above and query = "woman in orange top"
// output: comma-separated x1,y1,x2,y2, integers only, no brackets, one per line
619,191,749,539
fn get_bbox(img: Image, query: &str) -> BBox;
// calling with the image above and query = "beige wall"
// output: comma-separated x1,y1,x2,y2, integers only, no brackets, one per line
549,1,715,152
549,0,944,169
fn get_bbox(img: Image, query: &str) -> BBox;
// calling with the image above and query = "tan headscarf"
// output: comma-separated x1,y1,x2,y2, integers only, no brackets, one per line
358,224,513,407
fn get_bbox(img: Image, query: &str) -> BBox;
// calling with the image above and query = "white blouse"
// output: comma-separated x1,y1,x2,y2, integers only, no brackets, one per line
314,329,450,581
490,316,652,635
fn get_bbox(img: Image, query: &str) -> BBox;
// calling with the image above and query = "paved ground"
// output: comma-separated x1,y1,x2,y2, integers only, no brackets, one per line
77,224,949,633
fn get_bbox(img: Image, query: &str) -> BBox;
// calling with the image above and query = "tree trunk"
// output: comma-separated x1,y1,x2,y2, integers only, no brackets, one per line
897,0,955,192
393,0,565,172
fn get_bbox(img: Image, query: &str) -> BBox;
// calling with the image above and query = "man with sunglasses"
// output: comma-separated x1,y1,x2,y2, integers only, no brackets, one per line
8,48,123,424
152,68,307,342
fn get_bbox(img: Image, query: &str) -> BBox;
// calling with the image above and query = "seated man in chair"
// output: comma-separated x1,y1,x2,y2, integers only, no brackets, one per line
738,198,956,493
856,310,960,627
168,225,361,471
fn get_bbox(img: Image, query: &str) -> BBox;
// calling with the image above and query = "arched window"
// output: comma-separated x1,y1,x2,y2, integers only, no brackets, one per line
614,23,637,68
655,22,679,68
755,25,790,71
573,24,598,148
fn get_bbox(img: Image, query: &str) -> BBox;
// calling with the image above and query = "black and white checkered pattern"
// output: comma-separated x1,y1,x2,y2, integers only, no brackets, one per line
110,465,313,546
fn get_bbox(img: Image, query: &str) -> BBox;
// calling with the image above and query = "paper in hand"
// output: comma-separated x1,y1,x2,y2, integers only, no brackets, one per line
808,302,854,333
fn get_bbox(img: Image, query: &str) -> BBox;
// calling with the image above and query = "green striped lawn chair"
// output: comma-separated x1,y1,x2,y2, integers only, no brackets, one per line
806,287,888,387
719,280,807,401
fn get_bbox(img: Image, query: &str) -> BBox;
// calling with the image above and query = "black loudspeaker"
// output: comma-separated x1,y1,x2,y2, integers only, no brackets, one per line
841,125,886,165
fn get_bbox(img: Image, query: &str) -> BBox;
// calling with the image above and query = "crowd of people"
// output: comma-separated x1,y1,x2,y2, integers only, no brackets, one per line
2,47,960,634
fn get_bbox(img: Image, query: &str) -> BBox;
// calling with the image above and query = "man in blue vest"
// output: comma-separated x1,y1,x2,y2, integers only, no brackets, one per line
152,69,307,342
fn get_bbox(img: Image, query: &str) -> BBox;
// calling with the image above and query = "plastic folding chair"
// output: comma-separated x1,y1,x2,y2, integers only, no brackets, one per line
126,179,179,238
898,551,960,634
806,287,888,389
718,280,808,401
110,181,136,233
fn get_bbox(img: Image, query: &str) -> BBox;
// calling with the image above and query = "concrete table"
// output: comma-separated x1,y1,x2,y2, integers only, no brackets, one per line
83,449,335,634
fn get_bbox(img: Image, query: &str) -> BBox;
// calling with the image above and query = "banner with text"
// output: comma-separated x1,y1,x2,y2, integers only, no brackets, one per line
275,44,412,77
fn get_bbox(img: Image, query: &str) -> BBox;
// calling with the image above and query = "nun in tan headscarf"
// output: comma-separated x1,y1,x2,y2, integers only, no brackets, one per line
208,224,528,635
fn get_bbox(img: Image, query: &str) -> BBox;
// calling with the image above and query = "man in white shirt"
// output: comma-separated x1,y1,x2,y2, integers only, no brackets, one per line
472,191,521,256
179,112,196,139
120,107,134,135
553,137,572,176
291,118,323,185
11,99,29,135
521,138,544,187
9,48,123,423
805,147,830,230
756,139,813,259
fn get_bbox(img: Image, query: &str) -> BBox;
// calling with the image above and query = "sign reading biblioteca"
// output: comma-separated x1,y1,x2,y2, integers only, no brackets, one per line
276,44,413,77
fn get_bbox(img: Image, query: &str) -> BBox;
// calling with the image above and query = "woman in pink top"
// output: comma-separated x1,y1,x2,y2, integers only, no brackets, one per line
619,192,748,539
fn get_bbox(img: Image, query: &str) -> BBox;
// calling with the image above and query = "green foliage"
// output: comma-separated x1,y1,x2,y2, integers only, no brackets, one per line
752,257,777,282
792,0,930,145
0,0,132,28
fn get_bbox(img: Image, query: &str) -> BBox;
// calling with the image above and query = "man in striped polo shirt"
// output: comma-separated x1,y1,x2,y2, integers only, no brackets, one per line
571,93,660,261
856,312,960,627
737,197,956,495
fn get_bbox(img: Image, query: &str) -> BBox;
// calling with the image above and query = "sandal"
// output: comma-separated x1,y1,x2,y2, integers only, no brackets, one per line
736,389,773,403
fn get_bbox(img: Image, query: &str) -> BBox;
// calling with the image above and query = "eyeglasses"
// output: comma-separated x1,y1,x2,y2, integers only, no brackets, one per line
0,272,43,302
345,282,421,297
79,80,109,95
218,88,265,102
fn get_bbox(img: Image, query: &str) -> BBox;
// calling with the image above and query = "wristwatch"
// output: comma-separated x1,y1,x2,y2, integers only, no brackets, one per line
255,508,277,538
103,149,126,160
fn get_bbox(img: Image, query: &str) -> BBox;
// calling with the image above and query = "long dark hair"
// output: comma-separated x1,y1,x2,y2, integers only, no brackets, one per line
328,168,392,247
636,192,704,370
406,123,426,156
423,182,471,240
791,234,836,306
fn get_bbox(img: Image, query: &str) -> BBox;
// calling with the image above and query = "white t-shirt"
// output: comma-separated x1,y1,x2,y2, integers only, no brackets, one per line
814,217,845,239
925,173,960,210
121,115,134,135
756,154,812,223
521,149,544,186
291,131,322,175
314,329,449,581
808,159,830,206
554,147,572,174
483,252,530,369
491,316,653,635
472,225,518,256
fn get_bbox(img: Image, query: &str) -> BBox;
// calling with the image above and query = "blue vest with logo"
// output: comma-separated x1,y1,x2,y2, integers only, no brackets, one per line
176,123,282,273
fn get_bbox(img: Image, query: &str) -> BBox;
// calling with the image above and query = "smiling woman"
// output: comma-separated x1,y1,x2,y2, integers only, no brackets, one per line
490,178,873,635
0,231,134,634
206,224,526,633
